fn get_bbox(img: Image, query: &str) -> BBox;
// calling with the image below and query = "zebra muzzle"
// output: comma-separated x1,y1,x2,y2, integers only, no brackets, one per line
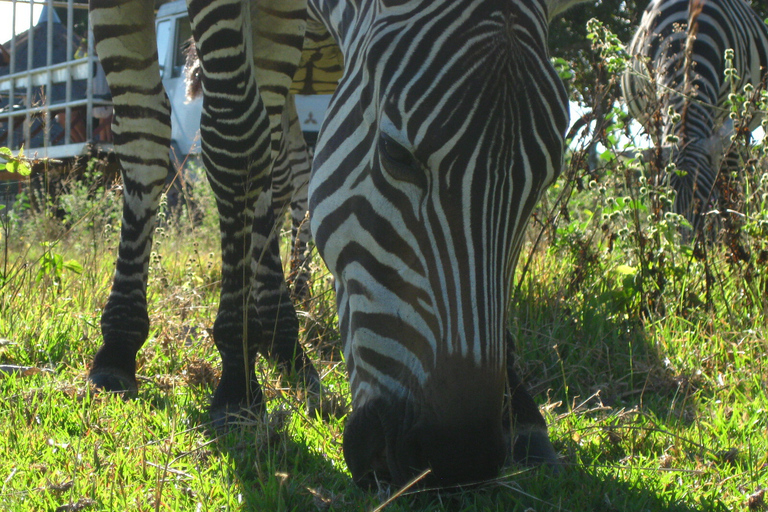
342,394,506,487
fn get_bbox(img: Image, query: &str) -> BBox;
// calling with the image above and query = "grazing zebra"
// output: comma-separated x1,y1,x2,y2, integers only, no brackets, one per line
88,0,585,487
622,0,768,230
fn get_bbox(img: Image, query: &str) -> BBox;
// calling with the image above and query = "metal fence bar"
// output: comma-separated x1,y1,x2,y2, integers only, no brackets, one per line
64,0,73,144
0,58,92,88
0,0,112,154
0,98,111,119
1,0,87,10
8,0,17,149
23,0,34,148
86,27,93,139
44,0,53,148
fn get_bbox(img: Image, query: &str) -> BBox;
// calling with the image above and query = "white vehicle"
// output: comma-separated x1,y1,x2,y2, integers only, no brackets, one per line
0,0,329,167
155,0,330,163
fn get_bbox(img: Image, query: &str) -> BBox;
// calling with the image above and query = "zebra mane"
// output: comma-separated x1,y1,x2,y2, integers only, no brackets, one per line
679,0,706,138
183,37,202,102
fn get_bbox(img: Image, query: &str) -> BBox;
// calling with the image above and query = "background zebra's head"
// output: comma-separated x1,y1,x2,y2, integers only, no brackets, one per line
622,0,768,233
309,0,575,486
665,126,731,228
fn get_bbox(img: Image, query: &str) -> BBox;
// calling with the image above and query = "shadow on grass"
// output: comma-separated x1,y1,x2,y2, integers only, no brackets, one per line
134,376,356,509
171,404,351,511
510,283,702,427
193,400,716,512
371,463,713,512
137,376,722,512
200,427,716,512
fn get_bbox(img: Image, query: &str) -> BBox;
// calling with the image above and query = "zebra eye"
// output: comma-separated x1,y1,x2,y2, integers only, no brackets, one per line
379,132,424,187
380,132,414,166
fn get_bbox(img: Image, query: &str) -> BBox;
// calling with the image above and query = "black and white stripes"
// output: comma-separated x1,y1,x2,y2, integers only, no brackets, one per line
622,0,768,229
89,0,319,418
88,0,173,391
309,0,582,485
88,0,586,487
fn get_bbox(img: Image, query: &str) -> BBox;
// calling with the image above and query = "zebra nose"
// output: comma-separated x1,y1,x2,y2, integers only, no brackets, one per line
402,416,507,487
343,396,507,487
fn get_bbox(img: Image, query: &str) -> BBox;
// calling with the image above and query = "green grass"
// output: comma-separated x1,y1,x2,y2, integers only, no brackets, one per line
0,162,766,512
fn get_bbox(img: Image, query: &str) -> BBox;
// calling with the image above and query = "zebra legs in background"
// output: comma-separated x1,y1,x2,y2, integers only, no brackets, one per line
270,95,313,302
250,160,318,403
88,0,172,394
88,0,319,422
187,40,315,302
241,93,317,405
186,0,319,420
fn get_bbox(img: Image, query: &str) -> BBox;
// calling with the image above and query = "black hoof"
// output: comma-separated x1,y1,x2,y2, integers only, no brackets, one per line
88,370,138,397
512,428,561,470
209,405,256,429
209,377,265,430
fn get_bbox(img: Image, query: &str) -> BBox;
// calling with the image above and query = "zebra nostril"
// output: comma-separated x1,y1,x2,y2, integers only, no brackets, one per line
417,422,506,487
387,425,429,485
383,414,507,488
343,391,508,488
343,399,390,486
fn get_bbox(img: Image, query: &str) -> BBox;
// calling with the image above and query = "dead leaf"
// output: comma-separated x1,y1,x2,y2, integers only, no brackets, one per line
0,365,54,377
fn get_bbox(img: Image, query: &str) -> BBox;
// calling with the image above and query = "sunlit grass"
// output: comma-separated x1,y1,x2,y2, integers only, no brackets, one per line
0,159,766,511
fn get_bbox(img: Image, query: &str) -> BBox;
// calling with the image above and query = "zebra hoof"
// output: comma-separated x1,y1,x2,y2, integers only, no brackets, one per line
512,428,561,471
209,378,265,430
209,405,257,430
209,400,267,431
88,370,138,397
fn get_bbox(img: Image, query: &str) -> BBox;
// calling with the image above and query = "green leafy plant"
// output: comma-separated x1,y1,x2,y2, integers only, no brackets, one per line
0,146,31,178
36,241,84,294
0,146,32,289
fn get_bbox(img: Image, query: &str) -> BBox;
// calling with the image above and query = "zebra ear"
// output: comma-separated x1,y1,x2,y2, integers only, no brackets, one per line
544,0,588,22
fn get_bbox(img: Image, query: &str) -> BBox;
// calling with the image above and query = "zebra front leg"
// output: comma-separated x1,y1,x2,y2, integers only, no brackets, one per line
187,0,294,423
205,152,270,423
88,0,171,394
209,189,265,422
253,186,321,402
505,331,560,467
284,95,313,303
268,94,313,303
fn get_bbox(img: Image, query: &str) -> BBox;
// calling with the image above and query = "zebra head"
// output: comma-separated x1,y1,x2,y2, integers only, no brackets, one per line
667,140,717,228
657,80,728,230
309,0,575,486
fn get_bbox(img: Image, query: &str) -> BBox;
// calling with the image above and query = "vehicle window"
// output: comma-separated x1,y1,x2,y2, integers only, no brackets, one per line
172,16,192,79
156,19,171,77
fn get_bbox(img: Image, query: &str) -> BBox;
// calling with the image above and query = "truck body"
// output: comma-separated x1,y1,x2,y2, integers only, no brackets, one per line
0,0,330,203
154,0,331,161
